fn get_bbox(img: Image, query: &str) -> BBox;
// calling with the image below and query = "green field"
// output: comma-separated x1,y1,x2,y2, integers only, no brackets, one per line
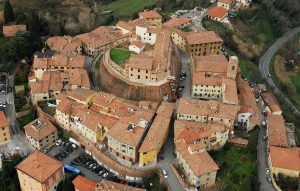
290,75,300,94
105,0,157,18
110,48,131,66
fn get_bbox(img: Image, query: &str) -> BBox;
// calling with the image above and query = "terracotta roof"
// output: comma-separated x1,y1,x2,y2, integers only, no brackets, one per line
163,17,192,28
207,7,228,19
0,111,8,129
222,78,238,105
75,26,124,49
237,77,260,125
130,40,145,49
29,69,90,94
126,54,154,70
96,179,146,191
186,31,223,45
3,25,27,37
261,93,282,113
193,55,228,73
156,102,174,118
91,92,152,119
107,116,148,148
267,114,289,147
139,10,162,19
66,88,96,102
116,18,149,33
16,150,63,183
269,146,300,172
24,117,57,141
192,72,224,86
177,99,238,121
33,53,85,69
174,120,226,141
218,0,233,4
47,36,82,54
228,137,248,145
72,175,97,191
81,110,117,132
176,139,219,176
139,102,174,153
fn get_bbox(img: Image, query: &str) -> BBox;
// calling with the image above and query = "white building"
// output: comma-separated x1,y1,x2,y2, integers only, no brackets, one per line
129,41,145,54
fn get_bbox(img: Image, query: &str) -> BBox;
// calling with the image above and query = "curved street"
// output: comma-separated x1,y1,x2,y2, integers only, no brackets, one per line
259,26,300,116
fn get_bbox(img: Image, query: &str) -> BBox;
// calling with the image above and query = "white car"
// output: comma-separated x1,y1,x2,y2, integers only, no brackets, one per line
162,170,168,179
55,139,62,146
102,172,109,178
266,168,270,175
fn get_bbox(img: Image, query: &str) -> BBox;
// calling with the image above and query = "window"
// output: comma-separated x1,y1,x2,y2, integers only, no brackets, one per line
138,75,140,79
138,69,140,72
2,127,4,130
3,133,5,136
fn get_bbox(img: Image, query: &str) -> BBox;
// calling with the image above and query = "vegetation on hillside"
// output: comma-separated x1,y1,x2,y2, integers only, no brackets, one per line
209,129,259,191
0,156,24,191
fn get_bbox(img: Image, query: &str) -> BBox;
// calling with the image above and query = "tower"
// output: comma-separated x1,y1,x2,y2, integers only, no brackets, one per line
227,56,238,79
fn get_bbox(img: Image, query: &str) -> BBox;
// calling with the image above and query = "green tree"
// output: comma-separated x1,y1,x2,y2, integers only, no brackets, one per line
27,11,41,35
0,156,24,191
4,0,15,23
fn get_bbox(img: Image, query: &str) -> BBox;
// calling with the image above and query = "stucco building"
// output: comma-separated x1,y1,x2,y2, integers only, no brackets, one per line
186,31,223,57
0,111,11,145
138,102,174,167
16,150,64,191
268,146,300,178
177,98,238,129
175,139,219,189
24,117,58,150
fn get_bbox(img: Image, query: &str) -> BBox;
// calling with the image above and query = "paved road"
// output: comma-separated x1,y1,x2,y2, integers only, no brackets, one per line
259,26,300,116
0,75,33,157
256,101,275,191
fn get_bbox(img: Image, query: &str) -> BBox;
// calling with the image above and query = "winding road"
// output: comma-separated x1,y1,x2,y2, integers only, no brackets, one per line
259,26,300,116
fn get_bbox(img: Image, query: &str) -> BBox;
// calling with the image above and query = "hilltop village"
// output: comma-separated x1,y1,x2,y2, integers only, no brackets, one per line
0,0,299,190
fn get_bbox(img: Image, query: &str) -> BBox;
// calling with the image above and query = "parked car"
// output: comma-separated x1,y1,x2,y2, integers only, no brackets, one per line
162,170,168,179
119,180,126,184
98,170,105,176
102,172,109,178
55,139,62,146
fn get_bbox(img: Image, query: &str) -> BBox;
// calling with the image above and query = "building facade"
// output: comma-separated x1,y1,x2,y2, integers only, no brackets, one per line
0,111,11,145
16,150,64,191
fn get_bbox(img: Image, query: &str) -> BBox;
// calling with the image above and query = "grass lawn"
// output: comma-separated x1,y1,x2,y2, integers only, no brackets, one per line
105,0,157,18
110,48,131,66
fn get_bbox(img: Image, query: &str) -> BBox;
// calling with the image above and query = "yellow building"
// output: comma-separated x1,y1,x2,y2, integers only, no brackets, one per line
268,146,300,178
171,28,187,50
16,150,64,191
186,31,223,57
139,102,174,167
0,111,11,145
24,117,58,150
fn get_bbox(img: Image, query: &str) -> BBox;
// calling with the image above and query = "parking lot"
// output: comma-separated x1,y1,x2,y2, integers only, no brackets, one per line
46,139,151,189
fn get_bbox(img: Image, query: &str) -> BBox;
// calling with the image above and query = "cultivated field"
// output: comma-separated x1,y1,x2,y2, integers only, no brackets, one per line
105,0,157,18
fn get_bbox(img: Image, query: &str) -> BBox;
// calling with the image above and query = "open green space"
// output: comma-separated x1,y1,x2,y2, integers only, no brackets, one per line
290,75,300,94
110,48,131,66
210,130,258,191
105,0,157,18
